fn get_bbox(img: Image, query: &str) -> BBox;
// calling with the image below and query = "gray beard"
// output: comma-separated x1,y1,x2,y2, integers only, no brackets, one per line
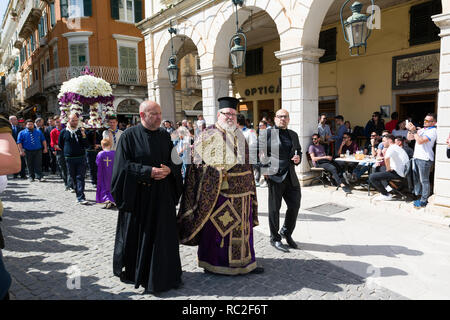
218,120,236,132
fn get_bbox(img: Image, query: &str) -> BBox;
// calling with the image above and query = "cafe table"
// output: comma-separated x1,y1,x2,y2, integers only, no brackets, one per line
334,155,377,196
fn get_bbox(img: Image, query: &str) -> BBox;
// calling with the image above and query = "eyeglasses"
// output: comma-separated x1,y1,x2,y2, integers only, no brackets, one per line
370,135,377,137
424,119,433,123
220,112,237,118
312,138,319,141
276,115,289,119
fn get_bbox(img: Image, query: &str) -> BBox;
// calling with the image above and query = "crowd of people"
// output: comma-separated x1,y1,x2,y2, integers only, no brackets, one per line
1,101,449,299
311,111,441,208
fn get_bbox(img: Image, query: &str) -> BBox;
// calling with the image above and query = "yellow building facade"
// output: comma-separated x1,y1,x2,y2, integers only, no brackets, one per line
233,0,441,130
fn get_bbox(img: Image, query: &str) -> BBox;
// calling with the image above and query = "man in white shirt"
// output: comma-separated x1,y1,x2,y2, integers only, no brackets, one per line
369,134,409,201
237,114,257,166
102,116,123,151
406,113,437,208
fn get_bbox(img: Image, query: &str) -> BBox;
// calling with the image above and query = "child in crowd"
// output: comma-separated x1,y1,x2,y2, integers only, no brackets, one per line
95,139,116,209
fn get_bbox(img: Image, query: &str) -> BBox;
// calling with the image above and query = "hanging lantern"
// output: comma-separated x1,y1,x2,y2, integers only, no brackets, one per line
167,22,179,86
229,0,247,72
340,1,375,56
167,55,179,86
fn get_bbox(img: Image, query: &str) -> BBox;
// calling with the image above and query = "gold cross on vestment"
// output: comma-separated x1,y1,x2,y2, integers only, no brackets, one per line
218,211,234,227
104,157,112,167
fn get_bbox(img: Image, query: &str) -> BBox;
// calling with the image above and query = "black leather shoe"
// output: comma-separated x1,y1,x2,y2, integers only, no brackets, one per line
250,266,264,274
280,232,298,249
270,240,290,253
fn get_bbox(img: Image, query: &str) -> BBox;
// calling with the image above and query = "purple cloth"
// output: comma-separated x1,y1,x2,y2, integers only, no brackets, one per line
96,150,115,203
197,195,256,273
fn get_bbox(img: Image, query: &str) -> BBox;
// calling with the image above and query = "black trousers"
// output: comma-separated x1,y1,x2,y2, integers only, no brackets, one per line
316,160,344,186
13,156,27,178
369,170,400,196
49,149,57,174
24,149,43,180
268,175,301,241
86,151,98,185
56,152,72,188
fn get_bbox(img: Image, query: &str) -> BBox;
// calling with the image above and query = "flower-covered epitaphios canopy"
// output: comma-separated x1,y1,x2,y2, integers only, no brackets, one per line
57,68,115,128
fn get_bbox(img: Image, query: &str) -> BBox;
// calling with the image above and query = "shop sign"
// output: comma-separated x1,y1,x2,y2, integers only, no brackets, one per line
392,50,440,89
244,79,281,96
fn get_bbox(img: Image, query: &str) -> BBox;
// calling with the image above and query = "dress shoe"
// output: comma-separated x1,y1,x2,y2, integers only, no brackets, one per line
250,266,264,274
280,231,298,249
270,240,290,253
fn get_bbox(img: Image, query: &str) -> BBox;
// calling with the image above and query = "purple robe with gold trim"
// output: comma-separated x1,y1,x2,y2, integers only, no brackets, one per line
177,124,259,275
96,150,115,204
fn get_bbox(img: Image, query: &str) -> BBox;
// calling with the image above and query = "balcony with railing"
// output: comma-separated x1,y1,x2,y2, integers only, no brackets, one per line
185,75,202,90
18,0,42,40
5,73,17,88
25,80,41,99
43,66,147,89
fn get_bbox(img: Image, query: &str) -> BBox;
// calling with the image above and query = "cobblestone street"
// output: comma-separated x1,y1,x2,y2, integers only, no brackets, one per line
0,175,407,300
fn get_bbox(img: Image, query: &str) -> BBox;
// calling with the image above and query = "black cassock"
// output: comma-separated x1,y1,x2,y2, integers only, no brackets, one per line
111,124,183,293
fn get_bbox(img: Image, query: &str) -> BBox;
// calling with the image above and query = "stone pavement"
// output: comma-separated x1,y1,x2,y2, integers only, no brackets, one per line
1,175,406,300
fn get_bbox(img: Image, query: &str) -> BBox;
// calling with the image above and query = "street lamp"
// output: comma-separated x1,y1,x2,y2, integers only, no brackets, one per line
340,1,375,56
167,22,179,86
229,0,247,71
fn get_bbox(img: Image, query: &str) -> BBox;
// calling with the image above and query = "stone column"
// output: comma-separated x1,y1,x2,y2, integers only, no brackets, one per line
197,67,233,126
275,47,325,185
432,13,450,209
149,78,176,122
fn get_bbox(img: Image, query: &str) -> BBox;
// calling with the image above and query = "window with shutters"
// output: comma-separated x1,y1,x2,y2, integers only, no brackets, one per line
20,48,25,66
50,3,56,27
112,0,143,23
63,0,92,18
410,0,442,46
30,34,35,52
319,28,337,63
118,46,138,84
69,43,89,67
53,47,59,69
245,48,263,76
43,12,48,35
68,0,84,18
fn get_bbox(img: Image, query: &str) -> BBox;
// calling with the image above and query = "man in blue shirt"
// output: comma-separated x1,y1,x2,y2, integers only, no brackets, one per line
333,115,348,157
17,119,48,182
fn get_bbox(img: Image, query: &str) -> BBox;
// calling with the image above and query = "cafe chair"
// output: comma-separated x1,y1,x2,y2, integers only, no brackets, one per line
307,154,333,188
388,178,409,200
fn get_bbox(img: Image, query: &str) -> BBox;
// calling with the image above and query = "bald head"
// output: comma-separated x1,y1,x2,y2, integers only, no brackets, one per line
139,100,162,131
68,113,79,129
274,109,290,129
9,116,18,126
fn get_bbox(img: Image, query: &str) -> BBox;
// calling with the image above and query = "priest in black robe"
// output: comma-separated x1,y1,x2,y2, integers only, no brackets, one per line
111,100,183,294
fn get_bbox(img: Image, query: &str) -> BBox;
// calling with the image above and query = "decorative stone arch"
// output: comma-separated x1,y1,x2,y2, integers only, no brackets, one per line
115,98,143,114
154,22,206,81
193,101,203,111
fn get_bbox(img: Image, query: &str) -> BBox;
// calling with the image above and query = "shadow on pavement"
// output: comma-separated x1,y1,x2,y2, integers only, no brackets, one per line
156,256,405,299
299,243,423,258
1,190,44,203
257,211,345,222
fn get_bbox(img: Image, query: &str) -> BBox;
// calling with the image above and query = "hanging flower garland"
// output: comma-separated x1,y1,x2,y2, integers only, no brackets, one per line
57,69,115,128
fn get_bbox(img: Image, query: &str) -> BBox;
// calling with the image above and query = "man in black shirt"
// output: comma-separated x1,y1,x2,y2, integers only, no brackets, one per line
260,109,301,252
58,114,89,205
